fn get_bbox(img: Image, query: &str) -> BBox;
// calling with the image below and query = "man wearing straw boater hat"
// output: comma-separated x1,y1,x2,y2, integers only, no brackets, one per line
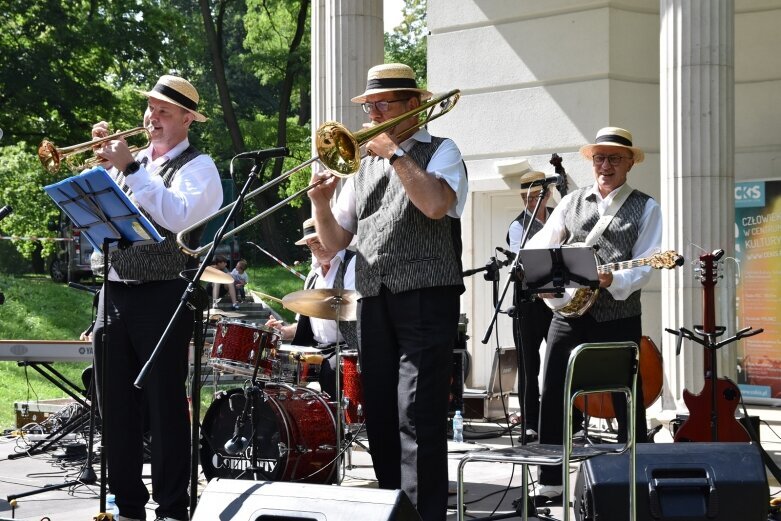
265,217,358,397
503,163,557,443
91,74,222,521
309,63,467,521
524,127,661,506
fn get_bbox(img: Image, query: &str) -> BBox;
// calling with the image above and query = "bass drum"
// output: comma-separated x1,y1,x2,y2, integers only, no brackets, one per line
200,383,337,484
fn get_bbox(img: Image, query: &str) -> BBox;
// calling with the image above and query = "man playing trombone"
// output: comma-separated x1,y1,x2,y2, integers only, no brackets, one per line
90,74,222,521
309,63,467,521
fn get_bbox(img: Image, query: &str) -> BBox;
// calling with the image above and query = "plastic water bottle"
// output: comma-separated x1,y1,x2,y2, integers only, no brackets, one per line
452,410,464,443
106,493,120,519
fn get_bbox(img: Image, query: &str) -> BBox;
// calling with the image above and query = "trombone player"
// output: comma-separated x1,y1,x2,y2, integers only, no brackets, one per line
89,74,222,521
309,63,467,521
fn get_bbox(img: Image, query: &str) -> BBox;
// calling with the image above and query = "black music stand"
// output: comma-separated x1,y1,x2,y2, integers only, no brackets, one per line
35,166,163,517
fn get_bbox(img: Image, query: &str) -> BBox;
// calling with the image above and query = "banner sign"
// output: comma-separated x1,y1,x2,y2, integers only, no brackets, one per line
735,179,781,401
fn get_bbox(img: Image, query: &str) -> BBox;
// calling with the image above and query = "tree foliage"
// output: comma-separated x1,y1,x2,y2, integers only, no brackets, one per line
0,0,427,270
385,0,427,88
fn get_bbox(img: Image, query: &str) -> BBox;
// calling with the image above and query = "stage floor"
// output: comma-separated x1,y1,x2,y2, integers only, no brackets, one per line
0,401,779,521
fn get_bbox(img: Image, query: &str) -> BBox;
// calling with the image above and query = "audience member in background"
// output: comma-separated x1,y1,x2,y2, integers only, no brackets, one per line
231,259,249,302
209,255,239,310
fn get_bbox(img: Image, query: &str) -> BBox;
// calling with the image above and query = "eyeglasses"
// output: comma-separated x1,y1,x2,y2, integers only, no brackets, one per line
361,98,410,113
592,154,632,166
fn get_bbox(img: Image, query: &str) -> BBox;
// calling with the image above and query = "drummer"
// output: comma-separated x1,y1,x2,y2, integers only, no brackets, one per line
266,217,356,397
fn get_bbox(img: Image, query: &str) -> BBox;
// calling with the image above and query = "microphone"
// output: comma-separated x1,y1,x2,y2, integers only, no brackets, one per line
0,128,3,141
234,146,290,160
523,174,561,189
496,246,516,261
0,205,12,222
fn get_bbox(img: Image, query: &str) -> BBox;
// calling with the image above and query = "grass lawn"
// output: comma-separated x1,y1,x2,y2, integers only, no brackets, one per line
0,264,308,430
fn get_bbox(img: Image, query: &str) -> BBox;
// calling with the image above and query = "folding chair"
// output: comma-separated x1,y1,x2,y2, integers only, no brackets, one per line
456,342,638,521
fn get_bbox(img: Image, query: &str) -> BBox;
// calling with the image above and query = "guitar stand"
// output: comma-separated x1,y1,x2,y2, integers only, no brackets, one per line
665,324,763,441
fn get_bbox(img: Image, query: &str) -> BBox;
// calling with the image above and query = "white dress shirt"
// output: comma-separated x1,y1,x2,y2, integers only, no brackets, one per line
302,250,357,345
332,128,468,234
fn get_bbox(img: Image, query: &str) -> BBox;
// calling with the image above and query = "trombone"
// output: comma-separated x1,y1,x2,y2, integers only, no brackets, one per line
176,89,460,258
38,127,151,174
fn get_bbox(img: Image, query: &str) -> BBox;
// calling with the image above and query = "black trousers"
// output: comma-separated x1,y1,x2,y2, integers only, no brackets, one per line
93,279,192,520
512,294,553,429
538,313,647,486
359,285,460,521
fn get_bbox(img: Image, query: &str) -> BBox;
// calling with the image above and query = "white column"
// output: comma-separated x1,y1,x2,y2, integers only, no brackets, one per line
311,0,384,164
659,0,735,411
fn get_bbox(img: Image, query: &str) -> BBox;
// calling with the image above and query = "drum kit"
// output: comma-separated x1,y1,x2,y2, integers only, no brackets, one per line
199,287,364,485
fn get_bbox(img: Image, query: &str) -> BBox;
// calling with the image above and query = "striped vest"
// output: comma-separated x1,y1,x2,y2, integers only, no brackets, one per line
353,137,465,297
94,146,206,282
563,187,650,322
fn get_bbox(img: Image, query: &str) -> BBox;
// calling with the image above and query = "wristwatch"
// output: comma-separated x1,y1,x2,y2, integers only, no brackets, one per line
389,148,406,165
122,160,141,176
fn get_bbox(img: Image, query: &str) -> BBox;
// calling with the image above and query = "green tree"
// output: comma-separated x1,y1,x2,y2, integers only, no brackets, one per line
385,0,427,87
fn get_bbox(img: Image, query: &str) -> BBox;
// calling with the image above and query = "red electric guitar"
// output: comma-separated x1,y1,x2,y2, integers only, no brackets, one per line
673,249,750,442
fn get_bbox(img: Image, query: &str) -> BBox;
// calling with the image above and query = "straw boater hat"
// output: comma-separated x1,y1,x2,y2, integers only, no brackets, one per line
351,63,433,103
139,75,207,122
579,126,644,163
295,217,318,246
518,171,548,195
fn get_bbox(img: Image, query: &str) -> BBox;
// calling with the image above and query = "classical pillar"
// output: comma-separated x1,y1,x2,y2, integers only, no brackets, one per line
659,0,735,411
311,0,384,166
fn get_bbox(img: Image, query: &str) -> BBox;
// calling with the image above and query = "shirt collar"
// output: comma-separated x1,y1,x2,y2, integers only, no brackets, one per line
311,249,346,272
586,182,626,203
138,138,190,165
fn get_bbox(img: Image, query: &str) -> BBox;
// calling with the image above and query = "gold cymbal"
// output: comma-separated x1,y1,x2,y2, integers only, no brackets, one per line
282,288,360,321
201,265,234,285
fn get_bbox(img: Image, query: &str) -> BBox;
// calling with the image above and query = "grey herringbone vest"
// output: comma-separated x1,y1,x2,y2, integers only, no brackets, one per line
353,137,464,297
94,146,206,282
564,187,650,322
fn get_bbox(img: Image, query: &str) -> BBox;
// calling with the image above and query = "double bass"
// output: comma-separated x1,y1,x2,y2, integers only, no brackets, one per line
672,249,751,442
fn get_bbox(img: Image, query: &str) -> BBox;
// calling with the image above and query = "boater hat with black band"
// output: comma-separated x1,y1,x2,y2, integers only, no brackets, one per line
351,63,433,103
579,126,644,164
139,75,207,122
295,217,318,246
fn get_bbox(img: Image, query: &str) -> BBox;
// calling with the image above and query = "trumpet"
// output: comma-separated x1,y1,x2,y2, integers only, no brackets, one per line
38,127,151,173
175,89,461,258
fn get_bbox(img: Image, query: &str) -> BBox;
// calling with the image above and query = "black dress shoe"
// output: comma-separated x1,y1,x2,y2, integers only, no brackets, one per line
533,485,563,506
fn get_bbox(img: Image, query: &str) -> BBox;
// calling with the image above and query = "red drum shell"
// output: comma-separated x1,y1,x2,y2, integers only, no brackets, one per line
210,320,280,378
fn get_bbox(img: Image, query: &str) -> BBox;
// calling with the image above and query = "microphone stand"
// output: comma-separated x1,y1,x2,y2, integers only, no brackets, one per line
133,149,283,516
470,184,555,521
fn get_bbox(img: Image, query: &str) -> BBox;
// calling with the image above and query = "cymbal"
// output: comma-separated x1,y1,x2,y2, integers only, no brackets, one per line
201,266,234,285
282,288,360,321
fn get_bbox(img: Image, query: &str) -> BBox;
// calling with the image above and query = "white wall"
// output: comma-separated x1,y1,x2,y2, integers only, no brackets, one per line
426,0,781,394
427,0,661,388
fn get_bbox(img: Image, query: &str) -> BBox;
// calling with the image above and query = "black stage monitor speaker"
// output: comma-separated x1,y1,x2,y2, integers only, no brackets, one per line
193,478,423,521
574,442,769,521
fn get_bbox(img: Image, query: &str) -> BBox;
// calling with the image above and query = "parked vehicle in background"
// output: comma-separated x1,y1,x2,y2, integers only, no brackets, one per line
48,213,94,283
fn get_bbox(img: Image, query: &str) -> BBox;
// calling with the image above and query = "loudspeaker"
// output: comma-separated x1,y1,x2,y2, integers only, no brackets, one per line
574,442,769,521
193,478,422,521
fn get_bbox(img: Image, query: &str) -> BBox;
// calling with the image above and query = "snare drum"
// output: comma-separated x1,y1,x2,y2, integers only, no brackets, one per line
210,320,280,378
340,350,364,425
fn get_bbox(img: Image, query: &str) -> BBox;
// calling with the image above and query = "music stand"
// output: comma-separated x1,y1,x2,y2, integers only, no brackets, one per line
41,166,163,517
515,246,599,297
